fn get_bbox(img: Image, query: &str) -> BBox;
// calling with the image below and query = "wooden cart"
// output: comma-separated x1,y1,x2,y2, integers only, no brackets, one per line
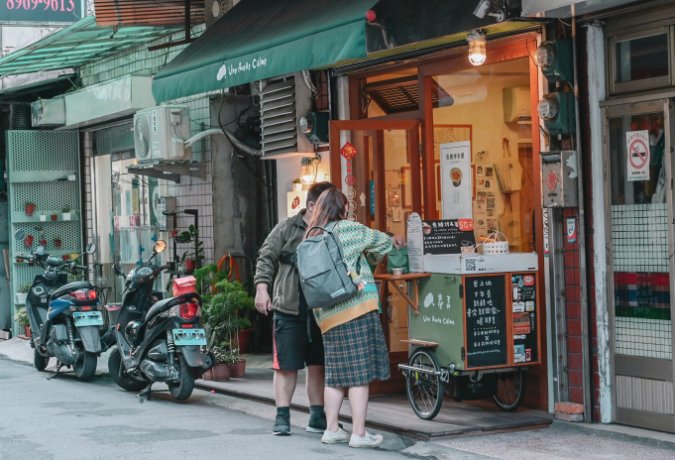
394,268,541,420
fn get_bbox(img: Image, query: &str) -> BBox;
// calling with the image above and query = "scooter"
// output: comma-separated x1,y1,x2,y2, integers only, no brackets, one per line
108,240,213,401
14,230,102,381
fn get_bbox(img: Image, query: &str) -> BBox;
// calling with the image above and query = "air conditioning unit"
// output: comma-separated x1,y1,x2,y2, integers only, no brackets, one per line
503,86,531,124
133,105,190,162
205,0,234,28
31,97,65,127
259,73,327,159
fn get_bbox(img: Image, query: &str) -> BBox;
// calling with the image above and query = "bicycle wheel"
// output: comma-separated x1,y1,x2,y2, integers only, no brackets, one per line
405,348,443,420
492,368,526,411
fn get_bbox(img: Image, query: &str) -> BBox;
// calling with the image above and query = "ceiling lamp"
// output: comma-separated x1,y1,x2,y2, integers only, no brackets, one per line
300,155,321,184
467,30,487,66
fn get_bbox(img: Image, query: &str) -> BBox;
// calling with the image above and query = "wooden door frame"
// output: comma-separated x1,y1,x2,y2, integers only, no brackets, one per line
329,119,422,217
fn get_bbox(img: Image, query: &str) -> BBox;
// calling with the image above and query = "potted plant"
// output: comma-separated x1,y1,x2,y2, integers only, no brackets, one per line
291,178,303,192
177,224,204,272
61,206,72,221
25,202,36,217
51,213,58,221
205,344,238,381
39,234,47,247
203,279,255,357
15,284,31,305
53,236,62,248
13,307,30,337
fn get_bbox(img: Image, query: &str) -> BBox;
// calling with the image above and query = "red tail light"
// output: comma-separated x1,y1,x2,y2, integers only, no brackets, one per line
72,289,97,301
179,303,200,320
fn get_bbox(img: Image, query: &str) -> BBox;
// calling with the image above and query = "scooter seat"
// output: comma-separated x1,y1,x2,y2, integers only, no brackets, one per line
51,281,92,300
144,297,174,322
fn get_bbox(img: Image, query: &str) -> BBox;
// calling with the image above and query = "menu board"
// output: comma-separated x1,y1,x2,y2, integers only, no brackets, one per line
465,275,507,368
511,273,538,363
407,213,424,272
422,219,475,255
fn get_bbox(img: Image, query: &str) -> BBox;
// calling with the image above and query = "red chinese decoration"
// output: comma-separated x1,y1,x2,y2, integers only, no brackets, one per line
340,142,358,160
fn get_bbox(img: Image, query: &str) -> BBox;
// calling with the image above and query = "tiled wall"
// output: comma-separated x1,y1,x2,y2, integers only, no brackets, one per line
79,24,216,265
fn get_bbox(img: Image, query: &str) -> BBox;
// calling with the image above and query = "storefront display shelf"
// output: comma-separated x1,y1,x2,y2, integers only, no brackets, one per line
11,211,79,223
9,170,78,183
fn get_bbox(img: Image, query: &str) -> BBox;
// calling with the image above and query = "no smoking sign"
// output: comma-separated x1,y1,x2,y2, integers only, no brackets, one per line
626,130,650,182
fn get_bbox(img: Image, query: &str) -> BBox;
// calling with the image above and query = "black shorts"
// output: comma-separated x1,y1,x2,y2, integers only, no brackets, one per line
273,315,324,371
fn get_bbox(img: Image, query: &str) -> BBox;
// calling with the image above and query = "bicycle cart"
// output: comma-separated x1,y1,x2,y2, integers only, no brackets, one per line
396,253,540,420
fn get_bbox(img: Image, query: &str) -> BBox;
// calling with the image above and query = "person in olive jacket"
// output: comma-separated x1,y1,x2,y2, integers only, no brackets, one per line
254,181,335,436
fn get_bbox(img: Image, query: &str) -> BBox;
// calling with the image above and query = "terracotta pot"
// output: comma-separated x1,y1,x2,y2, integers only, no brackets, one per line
211,363,231,381
23,325,31,338
228,359,246,378
54,239,62,248
237,328,253,354
51,214,58,221
25,203,36,216
201,369,213,380
23,235,34,248
184,258,196,272
39,239,47,246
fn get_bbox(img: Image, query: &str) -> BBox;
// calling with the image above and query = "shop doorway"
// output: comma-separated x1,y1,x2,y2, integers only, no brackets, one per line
329,118,421,393
605,99,675,432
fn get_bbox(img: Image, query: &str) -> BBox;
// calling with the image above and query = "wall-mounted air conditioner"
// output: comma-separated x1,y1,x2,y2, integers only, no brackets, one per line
133,105,190,162
503,86,531,124
31,97,65,127
258,73,328,159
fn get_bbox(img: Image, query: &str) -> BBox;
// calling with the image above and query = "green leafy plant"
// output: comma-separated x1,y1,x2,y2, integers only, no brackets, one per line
62,206,71,213
211,344,241,365
17,284,32,294
177,224,204,265
13,307,29,327
203,279,255,356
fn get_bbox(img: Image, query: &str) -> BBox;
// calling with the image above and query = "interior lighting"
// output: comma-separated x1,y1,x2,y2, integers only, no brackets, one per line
467,30,487,66
300,155,321,184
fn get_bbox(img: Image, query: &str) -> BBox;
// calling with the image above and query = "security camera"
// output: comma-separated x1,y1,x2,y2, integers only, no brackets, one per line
473,0,491,19
473,0,507,22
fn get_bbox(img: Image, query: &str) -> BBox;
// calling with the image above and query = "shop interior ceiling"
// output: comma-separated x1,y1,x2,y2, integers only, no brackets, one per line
93,0,205,27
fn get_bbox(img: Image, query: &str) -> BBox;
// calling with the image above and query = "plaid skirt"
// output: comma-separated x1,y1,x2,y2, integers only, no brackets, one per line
323,311,390,388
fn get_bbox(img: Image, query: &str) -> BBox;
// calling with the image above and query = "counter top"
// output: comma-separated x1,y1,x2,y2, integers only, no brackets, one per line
422,252,538,275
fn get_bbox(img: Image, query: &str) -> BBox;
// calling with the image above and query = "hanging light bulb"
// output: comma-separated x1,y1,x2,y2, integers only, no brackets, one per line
300,158,315,184
467,30,487,66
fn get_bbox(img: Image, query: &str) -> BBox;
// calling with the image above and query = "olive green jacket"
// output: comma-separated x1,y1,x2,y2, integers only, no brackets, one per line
253,211,307,316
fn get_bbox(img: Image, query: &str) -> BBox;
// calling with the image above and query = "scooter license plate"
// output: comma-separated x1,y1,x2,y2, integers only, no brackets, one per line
172,328,207,346
73,311,104,327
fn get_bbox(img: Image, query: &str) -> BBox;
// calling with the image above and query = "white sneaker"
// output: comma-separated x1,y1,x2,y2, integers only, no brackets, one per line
321,428,350,444
348,431,383,448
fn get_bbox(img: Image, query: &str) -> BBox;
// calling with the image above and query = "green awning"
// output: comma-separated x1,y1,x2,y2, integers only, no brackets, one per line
0,16,181,76
152,0,378,103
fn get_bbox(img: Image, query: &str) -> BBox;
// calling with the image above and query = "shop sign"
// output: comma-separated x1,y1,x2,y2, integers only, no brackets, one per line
341,142,358,221
422,219,475,255
542,208,550,256
406,212,424,273
566,217,577,243
0,0,84,25
440,141,472,219
465,275,507,368
626,130,650,182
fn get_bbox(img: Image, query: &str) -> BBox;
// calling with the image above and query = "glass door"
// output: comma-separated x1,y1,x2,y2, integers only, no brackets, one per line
605,99,675,432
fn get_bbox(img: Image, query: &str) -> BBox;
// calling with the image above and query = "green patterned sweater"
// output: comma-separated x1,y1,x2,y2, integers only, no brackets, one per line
312,220,393,333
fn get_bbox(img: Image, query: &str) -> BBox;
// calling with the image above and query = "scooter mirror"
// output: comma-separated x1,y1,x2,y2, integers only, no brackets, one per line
36,245,45,255
153,240,167,254
14,229,26,241
85,243,96,254
113,263,123,276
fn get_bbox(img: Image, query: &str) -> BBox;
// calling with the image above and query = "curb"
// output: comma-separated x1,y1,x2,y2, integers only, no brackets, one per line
553,420,675,451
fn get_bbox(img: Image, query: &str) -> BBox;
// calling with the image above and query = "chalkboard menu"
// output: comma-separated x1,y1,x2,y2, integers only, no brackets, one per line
465,275,507,368
422,219,475,255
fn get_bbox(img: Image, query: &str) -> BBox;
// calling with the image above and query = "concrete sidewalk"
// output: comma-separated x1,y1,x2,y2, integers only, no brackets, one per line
4,335,673,451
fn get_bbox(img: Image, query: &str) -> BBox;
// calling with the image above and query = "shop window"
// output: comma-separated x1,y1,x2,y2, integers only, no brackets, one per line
609,27,671,94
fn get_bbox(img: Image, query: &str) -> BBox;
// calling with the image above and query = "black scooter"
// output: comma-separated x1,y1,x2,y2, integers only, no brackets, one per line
14,230,101,381
107,240,213,401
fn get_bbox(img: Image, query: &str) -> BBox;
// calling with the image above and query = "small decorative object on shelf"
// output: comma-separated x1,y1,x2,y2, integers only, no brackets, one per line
53,236,62,248
25,202,36,217
51,214,58,221
23,234,34,248
39,235,47,246
61,206,71,221
15,285,31,305
39,214,47,222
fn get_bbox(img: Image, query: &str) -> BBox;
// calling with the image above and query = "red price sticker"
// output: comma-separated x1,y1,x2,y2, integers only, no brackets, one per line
458,218,474,231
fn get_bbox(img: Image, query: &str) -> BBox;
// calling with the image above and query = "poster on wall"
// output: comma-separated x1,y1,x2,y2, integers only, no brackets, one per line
625,130,650,182
422,219,475,255
440,141,472,220
286,191,307,217
407,212,424,272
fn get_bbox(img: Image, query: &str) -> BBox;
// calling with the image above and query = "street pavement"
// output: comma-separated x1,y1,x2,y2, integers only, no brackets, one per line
2,338,675,459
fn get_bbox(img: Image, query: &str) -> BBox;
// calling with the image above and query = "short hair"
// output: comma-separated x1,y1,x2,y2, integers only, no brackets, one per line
307,181,335,204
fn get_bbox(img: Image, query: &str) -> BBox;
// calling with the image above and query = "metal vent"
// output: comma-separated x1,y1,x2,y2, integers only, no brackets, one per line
365,76,452,114
93,123,134,156
259,79,298,157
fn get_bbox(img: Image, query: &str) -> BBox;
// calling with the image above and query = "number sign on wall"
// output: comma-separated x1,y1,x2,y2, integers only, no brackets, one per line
1,0,83,25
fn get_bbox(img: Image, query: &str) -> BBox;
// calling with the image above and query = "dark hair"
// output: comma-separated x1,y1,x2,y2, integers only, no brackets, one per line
304,188,348,238
307,181,335,204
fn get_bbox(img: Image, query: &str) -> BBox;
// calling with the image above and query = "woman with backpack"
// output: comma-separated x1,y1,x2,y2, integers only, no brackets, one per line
303,187,405,449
